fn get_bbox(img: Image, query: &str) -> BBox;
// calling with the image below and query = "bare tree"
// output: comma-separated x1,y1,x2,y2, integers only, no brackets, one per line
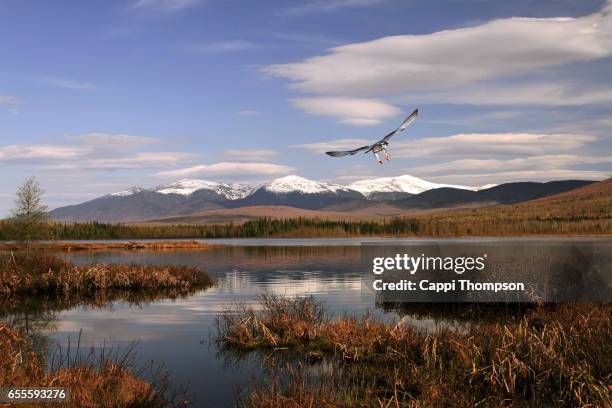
10,177,48,251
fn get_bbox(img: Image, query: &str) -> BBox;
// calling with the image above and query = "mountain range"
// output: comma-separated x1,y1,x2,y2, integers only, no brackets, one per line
49,175,595,223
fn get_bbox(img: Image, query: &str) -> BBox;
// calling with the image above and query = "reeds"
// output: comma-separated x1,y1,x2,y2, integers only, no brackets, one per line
217,297,612,407
216,295,325,350
0,252,214,297
0,240,220,251
0,324,186,407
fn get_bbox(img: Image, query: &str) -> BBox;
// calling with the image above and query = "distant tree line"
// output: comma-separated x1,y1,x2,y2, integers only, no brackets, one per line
1,214,609,241
2,176,609,242
0,217,421,240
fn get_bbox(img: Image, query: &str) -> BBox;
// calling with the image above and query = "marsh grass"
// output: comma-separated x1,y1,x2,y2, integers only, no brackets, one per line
0,324,188,407
0,252,214,298
217,297,611,407
215,295,325,350
0,240,221,251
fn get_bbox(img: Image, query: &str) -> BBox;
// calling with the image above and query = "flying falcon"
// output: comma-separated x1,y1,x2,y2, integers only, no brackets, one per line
325,109,419,164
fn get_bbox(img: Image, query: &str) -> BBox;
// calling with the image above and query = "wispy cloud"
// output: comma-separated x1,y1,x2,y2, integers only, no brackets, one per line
291,97,401,125
224,149,278,161
38,77,98,91
237,109,262,116
0,133,193,171
269,32,341,48
265,1,612,108
293,132,599,158
0,95,22,104
291,138,371,154
390,133,599,158
65,133,160,147
156,162,296,178
0,145,90,162
295,131,608,184
413,81,612,107
410,155,612,176
53,152,194,170
185,40,259,53
131,0,200,12
281,0,393,16
424,169,610,185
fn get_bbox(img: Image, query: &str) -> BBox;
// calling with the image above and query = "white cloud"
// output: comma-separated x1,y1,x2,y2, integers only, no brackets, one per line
265,1,612,107
292,133,598,158
8,108,19,116
132,0,200,12
93,152,193,169
292,97,401,125
266,5,612,94
291,138,371,154
39,77,98,91
156,162,296,178
391,133,599,158
238,109,262,116
0,144,89,161
0,95,21,104
426,169,610,185
0,136,193,170
224,149,279,160
65,133,159,147
415,81,612,106
409,155,612,176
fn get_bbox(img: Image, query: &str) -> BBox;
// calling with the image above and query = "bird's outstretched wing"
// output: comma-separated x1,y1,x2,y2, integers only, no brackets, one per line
380,108,419,143
326,145,372,157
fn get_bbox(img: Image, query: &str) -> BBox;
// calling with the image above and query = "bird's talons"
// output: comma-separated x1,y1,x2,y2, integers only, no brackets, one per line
385,154,390,161
378,160,383,165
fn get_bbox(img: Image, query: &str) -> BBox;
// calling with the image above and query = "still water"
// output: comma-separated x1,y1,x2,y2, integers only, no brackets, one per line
5,237,612,407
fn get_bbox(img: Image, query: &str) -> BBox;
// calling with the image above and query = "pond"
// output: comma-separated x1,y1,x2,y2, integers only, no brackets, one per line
3,237,611,407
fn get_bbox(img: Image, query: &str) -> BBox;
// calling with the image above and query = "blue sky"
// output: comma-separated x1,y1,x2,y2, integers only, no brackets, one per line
1,0,611,215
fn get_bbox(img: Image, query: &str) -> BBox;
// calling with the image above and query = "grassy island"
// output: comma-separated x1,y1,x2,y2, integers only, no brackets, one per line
216,296,611,407
0,252,214,298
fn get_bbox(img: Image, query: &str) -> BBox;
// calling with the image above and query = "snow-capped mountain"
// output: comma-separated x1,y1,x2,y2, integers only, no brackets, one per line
110,187,145,197
348,175,480,200
153,179,255,200
228,175,362,210
261,175,348,194
109,174,480,200
49,174,589,223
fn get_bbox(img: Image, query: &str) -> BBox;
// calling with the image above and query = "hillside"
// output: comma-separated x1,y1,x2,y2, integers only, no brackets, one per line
413,178,612,235
394,180,594,209
48,174,595,223
141,203,418,225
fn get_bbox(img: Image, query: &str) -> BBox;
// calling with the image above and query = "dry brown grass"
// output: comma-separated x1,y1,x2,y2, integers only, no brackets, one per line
217,298,612,407
0,324,181,408
216,295,325,350
0,252,214,297
0,240,220,251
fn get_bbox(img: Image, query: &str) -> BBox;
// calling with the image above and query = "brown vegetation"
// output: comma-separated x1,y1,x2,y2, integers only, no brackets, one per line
0,252,214,297
0,324,181,407
217,297,611,407
0,240,221,252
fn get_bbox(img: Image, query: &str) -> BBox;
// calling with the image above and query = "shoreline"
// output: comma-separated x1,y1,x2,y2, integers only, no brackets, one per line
0,240,223,251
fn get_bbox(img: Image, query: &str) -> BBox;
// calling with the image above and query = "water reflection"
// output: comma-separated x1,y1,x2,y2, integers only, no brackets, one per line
1,238,610,407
